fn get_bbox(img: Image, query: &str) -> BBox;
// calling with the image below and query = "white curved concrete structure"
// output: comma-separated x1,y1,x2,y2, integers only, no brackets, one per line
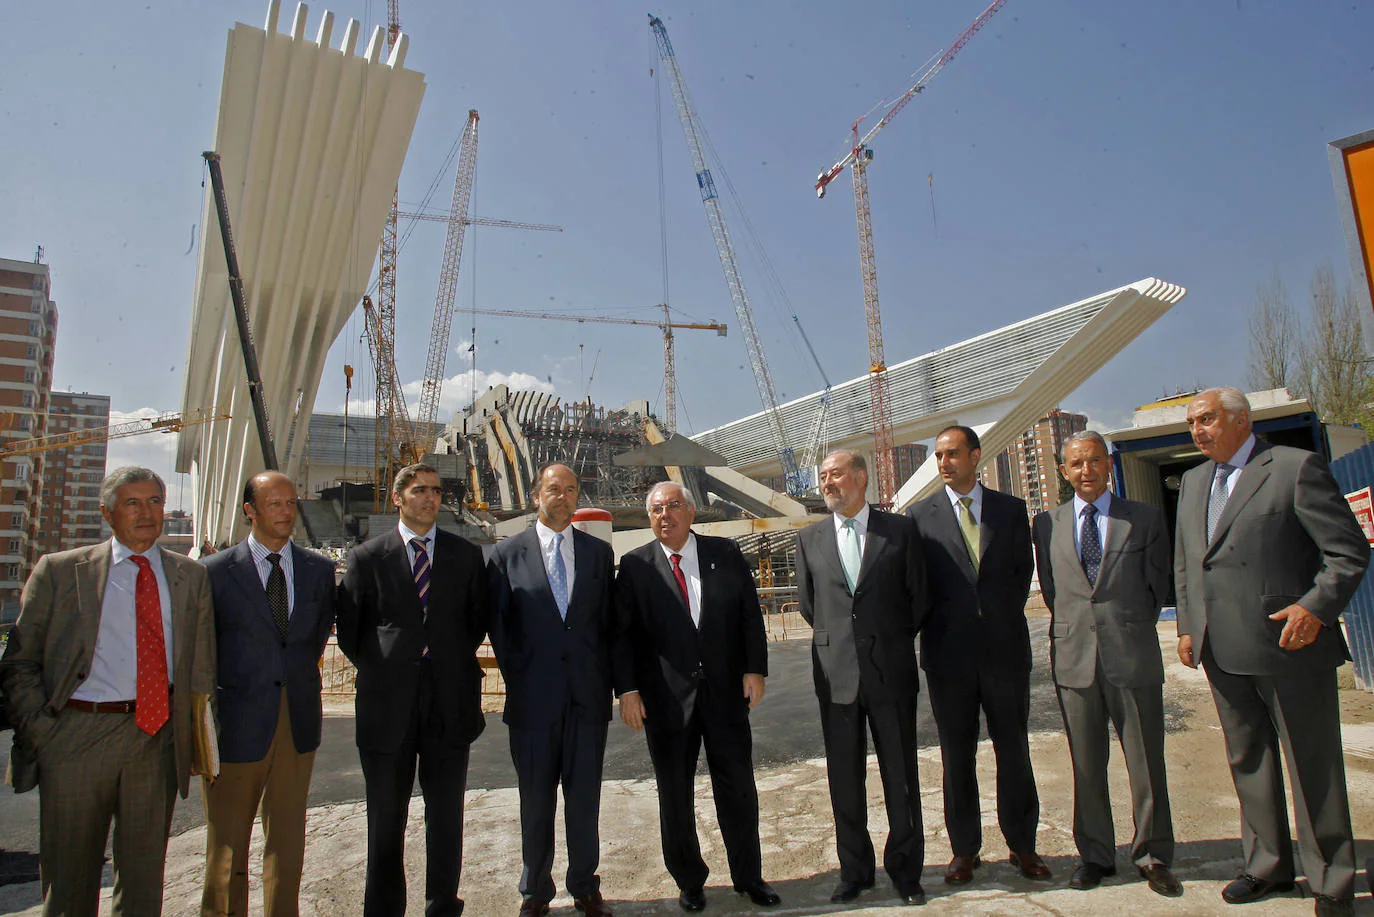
692,278,1186,508
176,1,425,544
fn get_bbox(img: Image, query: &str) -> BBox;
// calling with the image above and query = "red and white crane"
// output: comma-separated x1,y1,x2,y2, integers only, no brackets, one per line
814,0,1008,505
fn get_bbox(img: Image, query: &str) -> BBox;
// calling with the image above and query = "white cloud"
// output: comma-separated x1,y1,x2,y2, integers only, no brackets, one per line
334,359,558,420
103,408,192,510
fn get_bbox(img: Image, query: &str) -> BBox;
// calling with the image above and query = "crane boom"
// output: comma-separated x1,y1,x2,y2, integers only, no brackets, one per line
814,0,1008,198
417,109,480,433
467,305,727,432
813,0,1009,505
396,210,563,234
0,409,230,460
649,14,802,494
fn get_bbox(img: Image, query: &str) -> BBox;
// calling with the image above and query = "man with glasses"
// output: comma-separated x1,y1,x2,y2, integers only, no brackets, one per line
616,482,778,912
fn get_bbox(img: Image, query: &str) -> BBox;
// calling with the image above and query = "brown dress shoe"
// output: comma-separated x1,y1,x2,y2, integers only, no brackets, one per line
574,890,613,917
519,898,550,916
1138,864,1183,897
1008,850,1052,880
944,855,980,885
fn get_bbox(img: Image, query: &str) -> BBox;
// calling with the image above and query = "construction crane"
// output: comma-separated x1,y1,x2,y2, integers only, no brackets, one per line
396,210,562,234
649,15,803,495
464,306,727,431
814,0,1008,505
0,408,230,460
792,314,833,489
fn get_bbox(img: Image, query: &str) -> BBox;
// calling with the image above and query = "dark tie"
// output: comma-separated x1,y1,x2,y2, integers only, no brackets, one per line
130,555,169,735
411,538,431,613
1207,462,1235,542
1080,504,1102,586
670,552,690,610
266,553,288,638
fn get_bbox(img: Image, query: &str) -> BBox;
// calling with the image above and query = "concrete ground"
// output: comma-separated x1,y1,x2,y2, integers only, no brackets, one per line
1,623,1372,915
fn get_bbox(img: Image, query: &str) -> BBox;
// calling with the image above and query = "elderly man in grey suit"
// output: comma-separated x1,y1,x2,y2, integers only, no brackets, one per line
796,450,928,908
1032,431,1181,897
0,466,216,917
1176,387,1367,917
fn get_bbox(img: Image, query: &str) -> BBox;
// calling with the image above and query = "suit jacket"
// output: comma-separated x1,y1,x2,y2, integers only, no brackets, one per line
0,540,216,795
1175,439,1368,676
336,528,488,752
487,526,631,729
615,534,768,731
908,487,1035,676
1033,497,1170,689
202,540,336,762
795,508,926,706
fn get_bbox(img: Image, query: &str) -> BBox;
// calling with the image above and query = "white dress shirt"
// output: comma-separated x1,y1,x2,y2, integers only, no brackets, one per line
71,539,175,702
831,502,871,557
1071,490,1113,560
535,519,576,598
945,482,985,523
247,532,295,617
1215,433,1258,501
658,532,702,627
398,520,436,568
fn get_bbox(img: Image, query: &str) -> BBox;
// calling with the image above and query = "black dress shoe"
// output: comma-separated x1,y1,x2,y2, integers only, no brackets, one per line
1138,864,1183,897
1069,862,1116,890
732,880,780,907
518,897,551,917
829,877,875,903
1221,874,1295,904
898,885,927,906
1313,895,1354,917
678,887,706,912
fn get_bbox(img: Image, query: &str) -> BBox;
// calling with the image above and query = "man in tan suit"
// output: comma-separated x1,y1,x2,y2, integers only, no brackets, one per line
0,466,216,917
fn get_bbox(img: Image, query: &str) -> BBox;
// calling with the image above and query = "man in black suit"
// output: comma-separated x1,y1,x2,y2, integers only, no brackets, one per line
337,463,489,917
796,450,928,907
201,470,337,917
908,425,1048,885
488,463,630,917
617,482,780,912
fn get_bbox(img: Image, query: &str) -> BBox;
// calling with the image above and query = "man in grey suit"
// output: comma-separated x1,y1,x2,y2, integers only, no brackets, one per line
0,466,216,917
1176,387,1367,917
796,450,928,907
200,470,337,917
1032,431,1181,897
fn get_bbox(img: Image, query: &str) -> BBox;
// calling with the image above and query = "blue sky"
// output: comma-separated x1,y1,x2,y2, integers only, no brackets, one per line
3,0,1372,494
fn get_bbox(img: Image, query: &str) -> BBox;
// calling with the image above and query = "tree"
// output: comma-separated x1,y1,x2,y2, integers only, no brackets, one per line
1293,263,1372,427
1245,269,1297,392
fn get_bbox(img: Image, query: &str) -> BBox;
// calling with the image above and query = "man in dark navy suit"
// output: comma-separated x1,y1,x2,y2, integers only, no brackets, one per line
200,470,337,917
616,481,779,912
338,463,489,916
488,463,631,917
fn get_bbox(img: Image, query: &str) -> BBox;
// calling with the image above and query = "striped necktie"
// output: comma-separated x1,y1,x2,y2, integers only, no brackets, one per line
411,538,431,613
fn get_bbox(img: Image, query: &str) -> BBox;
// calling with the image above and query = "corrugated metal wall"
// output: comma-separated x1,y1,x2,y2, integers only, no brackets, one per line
1330,441,1374,693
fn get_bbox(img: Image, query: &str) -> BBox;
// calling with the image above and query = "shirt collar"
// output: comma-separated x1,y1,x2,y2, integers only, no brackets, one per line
247,531,291,559
398,520,434,546
658,531,697,563
945,482,984,508
1222,433,1257,469
1072,490,1112,518
110,537,160,568
535,519,572,548
832,502,871,533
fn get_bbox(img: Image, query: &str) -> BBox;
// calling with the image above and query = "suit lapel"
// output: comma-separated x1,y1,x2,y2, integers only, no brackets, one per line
227,542,276,631
522,528,563,623
814,514,849,595
977,493,995,567
1209,445,1272,549
651,541,692,619
856,508,886,588
160,548,195,671
74,543,111,661
1095,499,1130,587
1052,501,1089,589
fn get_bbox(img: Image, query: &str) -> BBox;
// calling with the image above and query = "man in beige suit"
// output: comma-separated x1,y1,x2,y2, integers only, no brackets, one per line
0,466,216,917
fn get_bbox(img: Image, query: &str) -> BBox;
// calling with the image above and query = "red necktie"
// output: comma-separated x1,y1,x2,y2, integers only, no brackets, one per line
131,555,169,735
670,553,690,610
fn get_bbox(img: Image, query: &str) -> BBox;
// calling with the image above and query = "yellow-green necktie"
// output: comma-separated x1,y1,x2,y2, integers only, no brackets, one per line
958,496,980,571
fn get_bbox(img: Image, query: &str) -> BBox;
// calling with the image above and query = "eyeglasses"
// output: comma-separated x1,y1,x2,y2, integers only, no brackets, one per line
648,500,686,516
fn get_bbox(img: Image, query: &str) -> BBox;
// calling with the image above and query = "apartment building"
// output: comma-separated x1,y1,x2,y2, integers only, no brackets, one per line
981,407,1089,517
34,391,111,556
0,255,58,593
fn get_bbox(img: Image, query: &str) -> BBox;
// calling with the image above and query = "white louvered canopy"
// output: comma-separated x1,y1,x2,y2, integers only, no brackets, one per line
177,0,425,544
692,278,1186,499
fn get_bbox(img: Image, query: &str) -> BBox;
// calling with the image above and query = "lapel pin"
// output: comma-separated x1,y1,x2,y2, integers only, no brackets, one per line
710,562,716,570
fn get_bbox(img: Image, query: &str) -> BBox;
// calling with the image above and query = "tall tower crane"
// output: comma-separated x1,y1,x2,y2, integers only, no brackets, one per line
417,109,480,434
649,15,803,495
372,0,405,509
465,306,727,430
814,0,1008,505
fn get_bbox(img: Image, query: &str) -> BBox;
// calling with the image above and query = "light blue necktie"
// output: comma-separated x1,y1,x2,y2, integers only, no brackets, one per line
839,518,862,593
549,532,569,619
